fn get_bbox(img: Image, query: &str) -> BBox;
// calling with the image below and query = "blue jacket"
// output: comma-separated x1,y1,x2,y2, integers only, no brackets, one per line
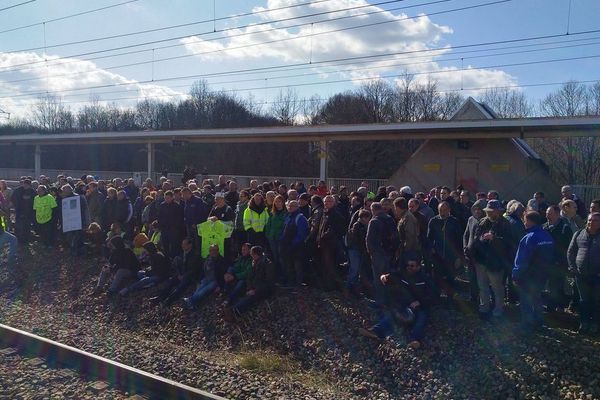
184,195,208,226
512,225,555,282
280,210,309,249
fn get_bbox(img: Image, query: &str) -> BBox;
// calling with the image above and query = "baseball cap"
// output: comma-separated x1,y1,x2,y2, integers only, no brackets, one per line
483,199,504,212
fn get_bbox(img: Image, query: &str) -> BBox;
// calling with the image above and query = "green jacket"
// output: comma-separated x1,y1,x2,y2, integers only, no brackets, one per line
231,255,252,280
265,209,287,241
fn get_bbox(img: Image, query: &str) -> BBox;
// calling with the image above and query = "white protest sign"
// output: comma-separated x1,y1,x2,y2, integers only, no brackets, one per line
62,195,82,233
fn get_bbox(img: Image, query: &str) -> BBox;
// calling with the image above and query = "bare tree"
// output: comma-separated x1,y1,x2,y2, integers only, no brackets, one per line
270,88,301,125
358,80,395,123
480,87,532,118
299,95,323,125
30,94,74,133
530,81,600,184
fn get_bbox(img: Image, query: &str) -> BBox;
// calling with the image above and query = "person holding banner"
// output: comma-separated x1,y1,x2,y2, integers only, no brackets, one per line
61,185,89,255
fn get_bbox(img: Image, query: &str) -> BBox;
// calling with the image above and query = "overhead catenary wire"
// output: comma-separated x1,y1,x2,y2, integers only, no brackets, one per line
4,51,600,100
0,0,138,34
0,0,35,13
3,0,414,53
12,38,600,101
0,0,336,36
0,0,480,74
8,77,600,109
4,29,600,88
0,0,452,77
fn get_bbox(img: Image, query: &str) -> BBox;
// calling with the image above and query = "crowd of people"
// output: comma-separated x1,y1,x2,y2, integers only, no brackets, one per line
0,174,599,349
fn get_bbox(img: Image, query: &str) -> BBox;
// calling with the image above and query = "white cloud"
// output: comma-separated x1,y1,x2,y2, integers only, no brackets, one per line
182,0,516,93
0,52,185,117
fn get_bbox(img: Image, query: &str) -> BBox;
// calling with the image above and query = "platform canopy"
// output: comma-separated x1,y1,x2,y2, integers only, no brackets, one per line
2,116,600,181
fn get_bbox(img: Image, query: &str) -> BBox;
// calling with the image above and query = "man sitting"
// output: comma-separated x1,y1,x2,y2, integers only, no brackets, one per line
358,253,436,349
183,244,227,309
223,242,253,305
151,238,202,306
119,241,173,296
95,236,139,294
224,246,276,321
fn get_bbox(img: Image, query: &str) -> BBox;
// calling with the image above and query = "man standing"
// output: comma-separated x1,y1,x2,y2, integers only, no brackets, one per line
561,185,587,220
543,205,573,311
427,201,462,299
393,197,420,266
12,178,36,244
60,185,89,255
567,212,600,334
316,195,346,291
158,191,185,258
471,200,514,318
513,211,555,332
182,187,208,252
280,200,309,288
366,202,399,305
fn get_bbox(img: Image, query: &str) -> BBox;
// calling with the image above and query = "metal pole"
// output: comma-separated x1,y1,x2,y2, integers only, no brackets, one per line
147,143,154,181
319,140,327,181
34,144,41,179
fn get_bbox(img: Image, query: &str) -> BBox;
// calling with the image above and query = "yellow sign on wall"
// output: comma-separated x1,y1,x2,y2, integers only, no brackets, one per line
423,163,441,172
490,164,510,172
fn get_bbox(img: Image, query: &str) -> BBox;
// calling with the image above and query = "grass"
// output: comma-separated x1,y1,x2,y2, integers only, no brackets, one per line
239,352,294,374
237,351,344,396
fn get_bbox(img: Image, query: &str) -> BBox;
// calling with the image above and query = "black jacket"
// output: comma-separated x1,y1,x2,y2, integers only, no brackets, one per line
147,252,174,279
316,208,346,246
544,217,573,267
472,216,514,271
388,269,436,309
347,220,368,252
246,256,276,295
109,247,140,274
102,197,118,229
567,228,600,276
427,215,462,262
158,201,184,233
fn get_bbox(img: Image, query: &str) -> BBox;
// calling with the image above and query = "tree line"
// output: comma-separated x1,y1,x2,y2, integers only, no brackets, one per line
1,77,599,183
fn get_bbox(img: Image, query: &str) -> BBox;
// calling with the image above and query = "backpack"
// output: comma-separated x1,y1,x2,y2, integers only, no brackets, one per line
378,215,400,254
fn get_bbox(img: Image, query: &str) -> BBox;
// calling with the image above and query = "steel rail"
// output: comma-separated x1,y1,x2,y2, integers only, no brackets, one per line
0,323,226,400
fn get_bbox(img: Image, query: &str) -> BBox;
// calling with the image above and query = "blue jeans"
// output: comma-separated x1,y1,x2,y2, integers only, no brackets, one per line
226,279,246,303
372,307,428,341
347,248,365,289
190,278,218,305
126,271,162,293
0,231,17,264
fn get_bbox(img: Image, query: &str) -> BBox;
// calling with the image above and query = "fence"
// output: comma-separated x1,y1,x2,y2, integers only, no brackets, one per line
0,168,388,192
571,185,600,205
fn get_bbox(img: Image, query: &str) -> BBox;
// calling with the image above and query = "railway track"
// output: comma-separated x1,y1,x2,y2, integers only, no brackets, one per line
0,323,226,400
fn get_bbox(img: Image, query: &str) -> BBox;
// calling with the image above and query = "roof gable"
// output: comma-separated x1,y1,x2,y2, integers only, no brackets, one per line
450,97,498,121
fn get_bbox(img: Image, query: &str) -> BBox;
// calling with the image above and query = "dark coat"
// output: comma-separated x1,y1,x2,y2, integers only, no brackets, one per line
316,208,346,246
427,215,462,262
567,228,600,276
158,201,184,234
246,256,276,295
472,216,514,271
543,217,573,268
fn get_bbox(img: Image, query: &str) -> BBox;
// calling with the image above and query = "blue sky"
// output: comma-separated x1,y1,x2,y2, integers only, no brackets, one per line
1,0,599,117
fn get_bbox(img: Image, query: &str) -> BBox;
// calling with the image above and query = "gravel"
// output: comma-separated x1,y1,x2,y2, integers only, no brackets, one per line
1,243,600,399
0,346,130,400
